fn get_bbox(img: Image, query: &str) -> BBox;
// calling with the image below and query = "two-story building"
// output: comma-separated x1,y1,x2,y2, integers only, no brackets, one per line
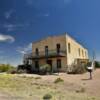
24,33,89,72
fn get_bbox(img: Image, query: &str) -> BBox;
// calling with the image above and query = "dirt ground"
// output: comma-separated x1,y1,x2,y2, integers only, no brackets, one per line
0,69,100,100
40,69,100,97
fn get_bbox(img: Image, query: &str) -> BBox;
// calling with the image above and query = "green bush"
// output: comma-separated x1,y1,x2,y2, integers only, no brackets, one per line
0,64,15,72
76,87,86,93
34,77,41,80
95,61,100,68
54,78,64,84
43,94,52,100
39,64,51,74
7,68,17,74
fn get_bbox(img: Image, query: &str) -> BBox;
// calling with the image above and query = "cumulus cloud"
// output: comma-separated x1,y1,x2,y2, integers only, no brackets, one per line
17,43,32,54
0,34,15,43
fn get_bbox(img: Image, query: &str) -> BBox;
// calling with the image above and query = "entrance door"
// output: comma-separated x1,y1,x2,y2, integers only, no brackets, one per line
35,60,39,72
47,60,52,72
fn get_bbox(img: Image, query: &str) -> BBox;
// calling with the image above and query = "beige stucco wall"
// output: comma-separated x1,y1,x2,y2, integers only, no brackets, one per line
66,34,88,65
32,34,67,71
31,33,89,71
32,57,67,72
32,35,66,53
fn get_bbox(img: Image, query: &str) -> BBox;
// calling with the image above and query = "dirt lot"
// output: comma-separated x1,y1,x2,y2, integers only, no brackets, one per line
0,69,100,100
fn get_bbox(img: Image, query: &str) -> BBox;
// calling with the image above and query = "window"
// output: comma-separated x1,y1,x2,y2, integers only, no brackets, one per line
57,59,61,68
56,44,60,54
82,50,84,57
35,48,39,56
68,43,71,53
85,51,87,57
45,46,48,56
78,48,80,56
35,61,39,69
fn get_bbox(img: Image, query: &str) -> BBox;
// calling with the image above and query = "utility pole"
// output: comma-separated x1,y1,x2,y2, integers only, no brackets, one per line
93,50,96,61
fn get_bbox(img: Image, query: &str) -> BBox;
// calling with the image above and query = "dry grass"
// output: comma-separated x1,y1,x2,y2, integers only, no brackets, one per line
0,70,100,100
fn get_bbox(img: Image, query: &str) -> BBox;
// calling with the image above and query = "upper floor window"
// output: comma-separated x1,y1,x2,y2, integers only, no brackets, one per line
85,51,87,57
45,46,48,56
82,50,84,57
78,48,80,56
35,48,39,56
56,44,60,54
68,43,71,53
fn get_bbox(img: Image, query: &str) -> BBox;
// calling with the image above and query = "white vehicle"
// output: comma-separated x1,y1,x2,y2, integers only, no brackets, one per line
87,61,95,79
87,61,95,71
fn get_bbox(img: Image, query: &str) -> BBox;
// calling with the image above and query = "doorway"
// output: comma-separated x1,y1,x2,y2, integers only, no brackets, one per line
35,60,39,72
47,60,52,72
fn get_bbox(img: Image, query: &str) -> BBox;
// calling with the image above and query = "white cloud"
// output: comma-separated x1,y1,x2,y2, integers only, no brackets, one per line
3,24,15,31
17,43,32,54
0,34,15,43
0,23,30,32
4,10,14,19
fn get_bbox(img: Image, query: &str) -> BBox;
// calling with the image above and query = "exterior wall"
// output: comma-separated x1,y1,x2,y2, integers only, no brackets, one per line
31,33,89,72
34,57,67,72
65,34,88,66
32,35,66,53
32,34,67,72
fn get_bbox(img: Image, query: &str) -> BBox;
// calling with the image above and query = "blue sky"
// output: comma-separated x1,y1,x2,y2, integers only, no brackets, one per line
0,0,100,66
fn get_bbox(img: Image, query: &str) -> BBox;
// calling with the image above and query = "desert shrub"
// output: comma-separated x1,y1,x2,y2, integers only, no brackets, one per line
17,69,27,74
0,64,15,72
7,68,17,74
67,64,87,74
43,94,52,100
39,64,51,74
54,78,64,84
34,77,41,80
95,61,100,68
76,87,86,93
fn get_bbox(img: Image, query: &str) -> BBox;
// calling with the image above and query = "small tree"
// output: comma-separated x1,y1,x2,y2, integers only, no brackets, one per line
0,64,15,72
95,61,100,68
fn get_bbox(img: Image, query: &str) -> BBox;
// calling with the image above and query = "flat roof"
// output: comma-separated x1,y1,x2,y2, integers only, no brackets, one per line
32,32,88,50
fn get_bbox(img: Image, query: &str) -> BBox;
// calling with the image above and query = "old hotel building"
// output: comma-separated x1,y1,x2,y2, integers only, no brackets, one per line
24,33,89,72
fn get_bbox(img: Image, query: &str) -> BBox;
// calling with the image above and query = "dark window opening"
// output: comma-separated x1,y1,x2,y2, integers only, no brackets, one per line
57,59,61,68
78,48,80,56
57,44,60,54
35,61,39,69
68,43,71,53
82,50,84,57
36,48,39,56
85,51,87,57
45,46,48,56
47,60,52,71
